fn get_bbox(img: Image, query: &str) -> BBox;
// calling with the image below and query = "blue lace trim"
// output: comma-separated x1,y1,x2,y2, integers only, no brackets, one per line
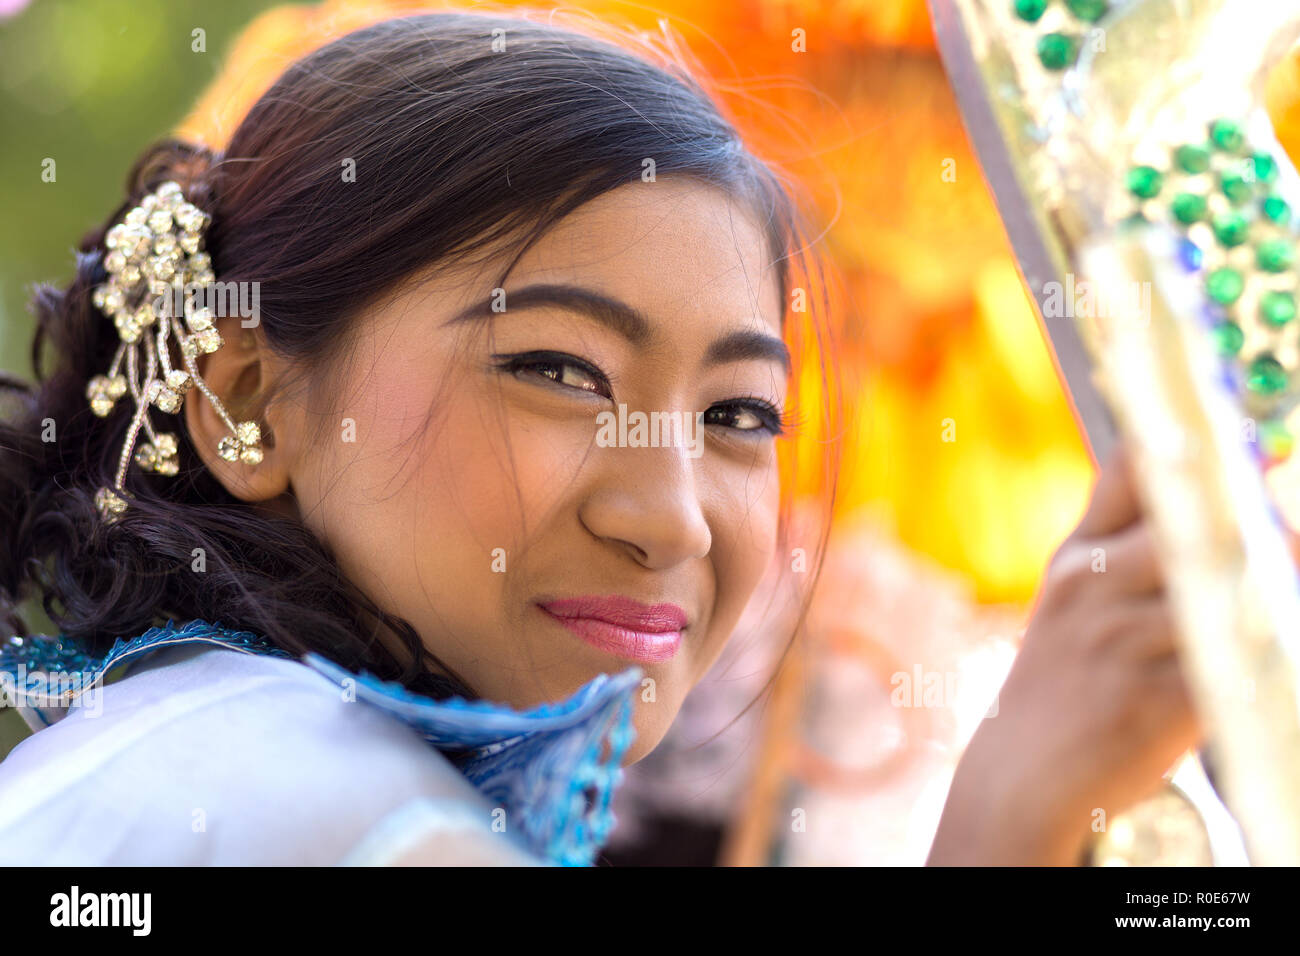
0,618,294,720
0,618,640,867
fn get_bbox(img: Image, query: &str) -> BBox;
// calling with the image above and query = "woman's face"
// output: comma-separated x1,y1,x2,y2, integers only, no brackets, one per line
206,177,787,763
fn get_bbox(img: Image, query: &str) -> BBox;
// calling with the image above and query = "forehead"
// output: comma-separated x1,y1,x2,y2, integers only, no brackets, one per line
495,177,784,337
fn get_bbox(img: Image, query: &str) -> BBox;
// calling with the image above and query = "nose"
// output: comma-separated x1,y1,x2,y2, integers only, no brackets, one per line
578,444,712,570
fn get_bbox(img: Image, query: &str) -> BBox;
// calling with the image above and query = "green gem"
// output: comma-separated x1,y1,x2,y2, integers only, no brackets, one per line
1253,152,1278,183
1262,195,1292,224
1126,164,1164,199
1037,33,1076,70
1211,212,1249,247
1247,355,1289,395
1221,170,1253,204
1170,192,1206,224
1212,320,1244,356
1206,267,1244,305
1013,0,1048,21
1210,118,1245,152
1066,0,1108,21
1175,143,1212,174
1257,238,1295,272
1260,290,1297,326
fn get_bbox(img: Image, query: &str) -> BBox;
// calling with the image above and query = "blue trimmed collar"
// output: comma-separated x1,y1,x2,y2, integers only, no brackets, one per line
0,618,640,866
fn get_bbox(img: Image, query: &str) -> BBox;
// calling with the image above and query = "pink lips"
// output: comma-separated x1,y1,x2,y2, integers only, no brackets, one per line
538,595,687,664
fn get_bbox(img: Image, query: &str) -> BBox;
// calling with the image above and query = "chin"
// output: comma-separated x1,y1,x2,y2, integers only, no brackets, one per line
621,698,678,765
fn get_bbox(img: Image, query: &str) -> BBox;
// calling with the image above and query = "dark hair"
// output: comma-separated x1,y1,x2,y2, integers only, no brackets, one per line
0,10,841,702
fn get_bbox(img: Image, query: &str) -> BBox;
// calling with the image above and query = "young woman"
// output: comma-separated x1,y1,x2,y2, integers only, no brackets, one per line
0,10,1198,865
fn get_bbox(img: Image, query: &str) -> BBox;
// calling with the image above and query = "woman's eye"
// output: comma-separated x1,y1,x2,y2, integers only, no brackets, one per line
494,353,786,438
704,401,787,437
493,351,611,399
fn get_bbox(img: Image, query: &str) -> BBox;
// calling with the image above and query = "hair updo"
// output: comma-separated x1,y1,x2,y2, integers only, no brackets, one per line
0,11,834,700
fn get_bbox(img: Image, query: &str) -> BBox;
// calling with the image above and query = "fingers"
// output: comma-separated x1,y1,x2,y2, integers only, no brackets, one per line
1147,653,1203,746
1075,442,1143,539
1093,520,1164,597
1099,596,1179,662
1047,517,1163,603
1149,649,1194,695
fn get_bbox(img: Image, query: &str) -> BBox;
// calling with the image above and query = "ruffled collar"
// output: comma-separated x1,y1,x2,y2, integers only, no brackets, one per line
0,618,640,866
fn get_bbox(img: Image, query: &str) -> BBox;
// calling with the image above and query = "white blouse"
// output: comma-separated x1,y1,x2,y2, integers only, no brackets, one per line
0,643,540,865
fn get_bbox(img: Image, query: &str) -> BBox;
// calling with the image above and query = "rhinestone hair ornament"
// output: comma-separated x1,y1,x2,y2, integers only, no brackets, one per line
89,180,263,523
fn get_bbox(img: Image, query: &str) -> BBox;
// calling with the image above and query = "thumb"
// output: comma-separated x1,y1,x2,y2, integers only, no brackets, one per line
1075,441,1143,538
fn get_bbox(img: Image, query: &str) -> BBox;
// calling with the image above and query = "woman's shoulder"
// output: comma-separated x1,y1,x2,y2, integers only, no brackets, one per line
0,642,527,864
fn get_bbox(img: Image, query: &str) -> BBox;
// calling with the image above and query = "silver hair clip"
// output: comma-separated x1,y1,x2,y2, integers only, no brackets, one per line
88,180,262,523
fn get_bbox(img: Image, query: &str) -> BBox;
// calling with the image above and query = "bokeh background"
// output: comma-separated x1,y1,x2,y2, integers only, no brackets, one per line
0,0,1119,863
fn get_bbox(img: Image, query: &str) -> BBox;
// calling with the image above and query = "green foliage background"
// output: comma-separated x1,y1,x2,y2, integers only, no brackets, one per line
1,0,280,379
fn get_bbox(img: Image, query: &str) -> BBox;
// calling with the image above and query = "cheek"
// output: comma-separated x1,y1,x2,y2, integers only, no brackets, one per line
413,394,593,557
695,456,781,674
290,377,447,599
290,356,507,601
724,447,782,575
399,386,604,652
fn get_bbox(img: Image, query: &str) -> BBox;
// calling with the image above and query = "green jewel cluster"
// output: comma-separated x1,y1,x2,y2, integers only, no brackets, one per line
1124,117,1300,460
1012,0,1110,72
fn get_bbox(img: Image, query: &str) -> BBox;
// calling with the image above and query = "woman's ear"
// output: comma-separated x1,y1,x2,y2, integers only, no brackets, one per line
183,315,296,506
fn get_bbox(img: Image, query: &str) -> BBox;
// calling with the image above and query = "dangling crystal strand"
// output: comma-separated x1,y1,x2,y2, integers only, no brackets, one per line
186,306,213,333
146,378,182,415
154,432,178,458
134,443,159,470
195,327,222,354
165,369,193,394
149,430,181,475
213,422,264,466
236,421,260,446
86,180,263,521
236,421,263,465
94,487,128,522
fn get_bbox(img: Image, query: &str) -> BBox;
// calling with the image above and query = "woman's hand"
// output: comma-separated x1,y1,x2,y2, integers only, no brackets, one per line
927,442,1203,865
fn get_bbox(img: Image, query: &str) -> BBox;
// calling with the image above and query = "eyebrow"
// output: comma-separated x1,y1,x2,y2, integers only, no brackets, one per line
446,282,791,375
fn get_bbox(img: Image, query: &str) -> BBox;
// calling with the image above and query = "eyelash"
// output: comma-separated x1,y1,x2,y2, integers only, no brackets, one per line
491,350,794,438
